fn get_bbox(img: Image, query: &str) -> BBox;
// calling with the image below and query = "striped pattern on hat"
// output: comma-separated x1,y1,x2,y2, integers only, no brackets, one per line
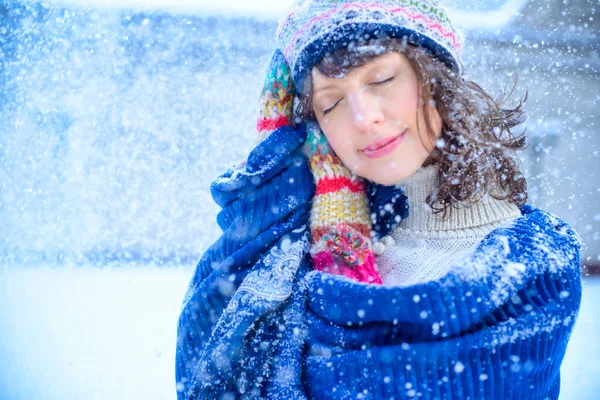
276,0,463,91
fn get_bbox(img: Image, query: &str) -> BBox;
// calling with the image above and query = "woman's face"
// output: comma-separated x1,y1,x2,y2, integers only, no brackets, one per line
311,51,442,185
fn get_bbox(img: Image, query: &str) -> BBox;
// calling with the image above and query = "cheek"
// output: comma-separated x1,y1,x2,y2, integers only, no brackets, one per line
320,125,364,174
388,83,419,121
318,119,352,154
327,133,355,159
317,115,348,147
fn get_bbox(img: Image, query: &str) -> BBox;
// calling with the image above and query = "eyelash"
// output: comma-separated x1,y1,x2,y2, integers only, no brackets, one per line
323,100,341,115
373,77,395,86
322,77,395,115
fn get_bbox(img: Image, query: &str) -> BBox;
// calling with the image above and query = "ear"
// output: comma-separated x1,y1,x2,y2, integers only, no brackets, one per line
429,103,443,139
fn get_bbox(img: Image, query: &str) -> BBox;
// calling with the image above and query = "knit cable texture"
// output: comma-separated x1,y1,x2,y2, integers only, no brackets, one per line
376,166,523,286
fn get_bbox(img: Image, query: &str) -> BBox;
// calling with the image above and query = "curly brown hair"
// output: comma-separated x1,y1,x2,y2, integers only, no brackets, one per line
296,38,528,216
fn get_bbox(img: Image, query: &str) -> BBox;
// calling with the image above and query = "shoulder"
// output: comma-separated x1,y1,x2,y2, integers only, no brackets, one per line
516,205,582,250
472,204,582,290
509,205,582,299
477,204,582,262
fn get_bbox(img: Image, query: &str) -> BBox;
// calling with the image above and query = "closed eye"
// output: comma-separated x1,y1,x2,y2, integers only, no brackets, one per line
322,78,392,115
323,98,343,115
371,77,395,86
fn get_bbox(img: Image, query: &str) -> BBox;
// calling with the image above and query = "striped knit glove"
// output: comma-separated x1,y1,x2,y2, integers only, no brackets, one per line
258,49,382,285
304,122,382,285
257,50,295,141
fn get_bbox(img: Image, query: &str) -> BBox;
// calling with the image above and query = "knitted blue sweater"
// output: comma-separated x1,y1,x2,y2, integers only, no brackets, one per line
175,127,582,400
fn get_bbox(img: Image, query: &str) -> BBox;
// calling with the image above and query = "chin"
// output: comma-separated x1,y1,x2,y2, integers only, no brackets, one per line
370,162,428,185
364,173,408,186
351,160,418,186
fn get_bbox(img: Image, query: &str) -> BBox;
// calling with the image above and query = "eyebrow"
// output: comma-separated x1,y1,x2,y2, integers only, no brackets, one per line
313,83,336,96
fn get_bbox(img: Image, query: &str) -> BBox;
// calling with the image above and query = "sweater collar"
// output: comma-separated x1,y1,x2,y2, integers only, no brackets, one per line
397,165,521,232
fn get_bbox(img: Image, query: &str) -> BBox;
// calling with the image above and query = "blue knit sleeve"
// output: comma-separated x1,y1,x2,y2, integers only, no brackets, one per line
175,125,315,399
182,125,313,293
302,207,582,399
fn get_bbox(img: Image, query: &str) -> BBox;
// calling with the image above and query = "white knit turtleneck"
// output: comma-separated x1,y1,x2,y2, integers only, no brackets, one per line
375,165,522,287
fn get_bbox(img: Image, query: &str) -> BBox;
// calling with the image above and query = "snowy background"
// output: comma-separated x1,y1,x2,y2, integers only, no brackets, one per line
0,268,598,399
0,0,598,398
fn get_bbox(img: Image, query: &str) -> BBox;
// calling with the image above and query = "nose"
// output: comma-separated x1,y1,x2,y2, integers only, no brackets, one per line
349,90,384,134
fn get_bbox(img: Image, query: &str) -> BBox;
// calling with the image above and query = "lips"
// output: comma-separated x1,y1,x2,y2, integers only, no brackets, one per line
362,129,407,159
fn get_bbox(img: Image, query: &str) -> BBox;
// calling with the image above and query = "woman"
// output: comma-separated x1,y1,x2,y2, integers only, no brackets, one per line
176,1,582,399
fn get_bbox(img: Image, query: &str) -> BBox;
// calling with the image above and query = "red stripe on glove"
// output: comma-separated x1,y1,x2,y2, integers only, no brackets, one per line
316,176,365,195
257,115,290,132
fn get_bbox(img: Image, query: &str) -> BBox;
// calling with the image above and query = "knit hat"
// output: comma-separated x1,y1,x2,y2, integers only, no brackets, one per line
276,0,463,93
257,0,463,284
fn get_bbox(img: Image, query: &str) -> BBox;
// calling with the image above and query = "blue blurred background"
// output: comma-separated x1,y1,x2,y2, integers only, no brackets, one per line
0,0,598,268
